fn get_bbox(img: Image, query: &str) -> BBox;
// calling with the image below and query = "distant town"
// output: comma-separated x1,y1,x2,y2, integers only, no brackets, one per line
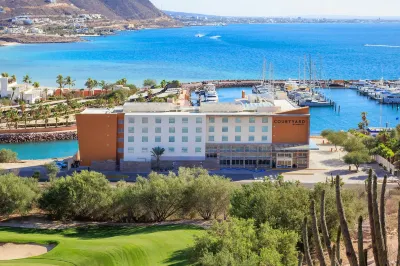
164,10,400,26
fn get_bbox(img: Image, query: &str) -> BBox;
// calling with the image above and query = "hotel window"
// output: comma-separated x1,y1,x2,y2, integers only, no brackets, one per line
182,136,188,142
128,147,134,154
155,127,161,133
168,147,175,153
118,138,123,142
128,136,134,142
128,127,134,133
235,136,241,142
196,127,202,133
249,126,255,133
117,148,123,153
182,147,188,153
262,136,268,141
262,126,268,132
128,117,135,123
249,117,256,123
235,117,241,123
118,119,124,125
142,147,148,153
142,117,148,124
118,128,124,133
222,117,228,123
222,136,228,142
169,136,175,142
155,136,161,143
169,117,175,124
209,117,215,123
169,127,175,133
262,117,268,123
155,117,162,124
222,126,228,132
209,126,215,133
195,147,202,153
182,127,188,133
249,136,255,142
195,136,202,142
235,126,241,133
182,117,188,124
142,127,148,133
196,117,202,124
209,136,215,141
142,136,148,142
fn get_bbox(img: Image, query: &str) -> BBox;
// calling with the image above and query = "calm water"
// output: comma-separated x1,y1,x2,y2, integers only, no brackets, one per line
1,24,400,158
0,140,78,160
1,24,400,87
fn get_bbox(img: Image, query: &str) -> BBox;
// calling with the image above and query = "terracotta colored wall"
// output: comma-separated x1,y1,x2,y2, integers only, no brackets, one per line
76,114,118,166
272,115,310,144
277,107,309,115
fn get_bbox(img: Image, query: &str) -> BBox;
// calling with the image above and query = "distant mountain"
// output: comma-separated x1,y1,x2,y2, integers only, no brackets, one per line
0,0,165,20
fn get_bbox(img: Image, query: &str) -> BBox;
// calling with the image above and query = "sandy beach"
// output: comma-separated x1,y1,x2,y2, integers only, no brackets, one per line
0,41,18,46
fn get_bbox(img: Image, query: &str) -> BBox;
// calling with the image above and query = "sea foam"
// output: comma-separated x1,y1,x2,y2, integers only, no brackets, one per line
365,44,400,48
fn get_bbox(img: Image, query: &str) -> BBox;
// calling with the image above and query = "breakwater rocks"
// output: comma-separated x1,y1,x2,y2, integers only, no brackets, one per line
0,131,77,144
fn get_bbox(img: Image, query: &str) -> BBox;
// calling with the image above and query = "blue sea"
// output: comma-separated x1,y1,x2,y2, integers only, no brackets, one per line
1,23,400,159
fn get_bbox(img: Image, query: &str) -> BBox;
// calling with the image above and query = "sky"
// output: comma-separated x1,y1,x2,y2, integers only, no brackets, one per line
151,0,400,18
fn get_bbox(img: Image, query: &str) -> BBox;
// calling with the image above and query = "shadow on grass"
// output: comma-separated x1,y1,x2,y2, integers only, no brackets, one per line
164,247,194,266
0,224,203,240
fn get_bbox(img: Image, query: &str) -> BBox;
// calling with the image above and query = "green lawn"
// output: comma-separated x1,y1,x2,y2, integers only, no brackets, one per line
0,224,203,266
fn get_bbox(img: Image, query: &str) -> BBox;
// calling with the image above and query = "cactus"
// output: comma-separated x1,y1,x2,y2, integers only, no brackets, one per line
310,200,326,266
335,175,358,266
336,226,341,265
302,217,314,266
358,216,365,266
363,250,368,266
372,174,388,266
380,174,387,251
331,244,337,266
320,190,333,256
367,170,380,265
298,253,304,266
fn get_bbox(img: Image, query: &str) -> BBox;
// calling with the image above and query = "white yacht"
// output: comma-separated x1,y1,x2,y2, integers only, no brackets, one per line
204,83,219,103
299,98,332,107
381,92,400,104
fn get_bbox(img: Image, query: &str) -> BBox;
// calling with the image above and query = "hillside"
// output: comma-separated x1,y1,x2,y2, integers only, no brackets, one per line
0,0,165,20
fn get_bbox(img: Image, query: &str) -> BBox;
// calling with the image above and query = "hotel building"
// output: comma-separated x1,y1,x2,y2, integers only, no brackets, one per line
76,98,312,172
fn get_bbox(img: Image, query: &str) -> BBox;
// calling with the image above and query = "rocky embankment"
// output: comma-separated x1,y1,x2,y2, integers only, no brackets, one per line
0,131,77,144
0,34,82,45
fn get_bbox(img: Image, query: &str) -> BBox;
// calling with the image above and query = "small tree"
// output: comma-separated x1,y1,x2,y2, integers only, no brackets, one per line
343,151,371,171
0,149,18,163
143,79,157,87
343,137,366,152
151,146,165,170
326,131,348,150
44,162,60,180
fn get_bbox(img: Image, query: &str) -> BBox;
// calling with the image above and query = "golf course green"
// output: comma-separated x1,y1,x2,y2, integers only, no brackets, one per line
0,224,203,265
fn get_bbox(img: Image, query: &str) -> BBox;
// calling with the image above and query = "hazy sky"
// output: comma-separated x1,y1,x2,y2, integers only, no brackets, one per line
151,0,400,17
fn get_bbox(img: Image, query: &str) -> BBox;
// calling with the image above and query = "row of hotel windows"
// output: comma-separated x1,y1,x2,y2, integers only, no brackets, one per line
122,135,268,143
122,147,202,154
126,117,270,124
123,126,269,134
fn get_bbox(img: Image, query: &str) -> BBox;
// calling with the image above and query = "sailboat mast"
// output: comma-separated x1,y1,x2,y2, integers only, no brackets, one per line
303,55,306,84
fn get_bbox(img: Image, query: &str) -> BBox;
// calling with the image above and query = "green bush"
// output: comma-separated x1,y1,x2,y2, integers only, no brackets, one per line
0,149,18,163
39,171,113,221
0,173,39,216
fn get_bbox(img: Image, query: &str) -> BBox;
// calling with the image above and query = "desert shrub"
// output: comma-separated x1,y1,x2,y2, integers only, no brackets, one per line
0,149,18,163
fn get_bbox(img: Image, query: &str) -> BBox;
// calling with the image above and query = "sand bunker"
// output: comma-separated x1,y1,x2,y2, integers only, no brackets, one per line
0,243,55,260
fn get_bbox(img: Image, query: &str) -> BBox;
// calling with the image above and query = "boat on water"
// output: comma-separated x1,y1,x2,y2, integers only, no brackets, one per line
299,98,333,107
252,60,276,99
204,83,219,103
381,92,400,104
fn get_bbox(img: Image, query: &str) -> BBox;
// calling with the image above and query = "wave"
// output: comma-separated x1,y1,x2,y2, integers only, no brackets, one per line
195,34,205,38
210,35,221,39
365,44,400,48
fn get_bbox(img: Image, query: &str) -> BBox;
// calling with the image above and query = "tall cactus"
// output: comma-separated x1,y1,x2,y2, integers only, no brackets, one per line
302,217,314,266
372,174,388,266
335,175,358,266
320,190,333,256
366,170,380,265
336,226,341,265
310,200,326,266
331,244,337,266
358,216,366,266
380,174,388,251
298,253,304,266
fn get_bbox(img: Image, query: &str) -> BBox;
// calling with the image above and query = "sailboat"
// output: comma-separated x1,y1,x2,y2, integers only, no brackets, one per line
252,60,276,97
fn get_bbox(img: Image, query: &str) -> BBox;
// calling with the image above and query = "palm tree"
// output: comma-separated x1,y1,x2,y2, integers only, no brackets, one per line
56,75,64,89
42,105,50,128
116,78,127,86
33,82,40,89
64,115,70,126
54,111,60,128
64,76,75,89
21,112,28,129
151,146,165,170
1,72,9,78
160,80,167,88
10,75,16,83
22,75,32,90
10,87,17,101
85,78,98,96
43,88,49,101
